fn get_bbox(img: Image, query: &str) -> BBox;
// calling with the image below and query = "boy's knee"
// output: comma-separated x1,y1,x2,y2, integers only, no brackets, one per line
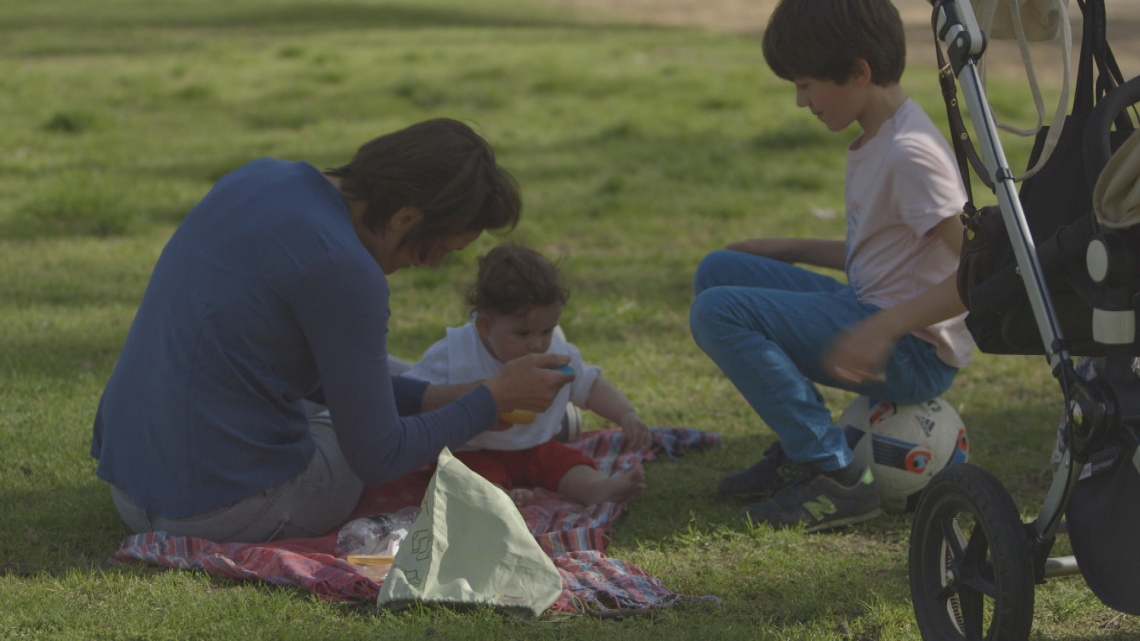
689,288,730,344
692,251,718,296
693,249,740,295
689,291,710,343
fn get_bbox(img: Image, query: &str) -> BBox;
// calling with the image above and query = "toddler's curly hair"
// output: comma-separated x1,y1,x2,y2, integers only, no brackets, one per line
466,243,569,315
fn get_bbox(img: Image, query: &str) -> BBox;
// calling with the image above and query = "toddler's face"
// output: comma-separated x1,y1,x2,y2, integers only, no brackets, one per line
476,303,563,363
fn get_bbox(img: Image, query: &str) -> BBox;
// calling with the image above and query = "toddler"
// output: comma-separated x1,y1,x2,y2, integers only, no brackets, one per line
406,243,650,507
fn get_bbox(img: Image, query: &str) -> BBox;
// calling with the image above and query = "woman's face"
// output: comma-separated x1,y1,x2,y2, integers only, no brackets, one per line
417,229,483,269
356,206,481,274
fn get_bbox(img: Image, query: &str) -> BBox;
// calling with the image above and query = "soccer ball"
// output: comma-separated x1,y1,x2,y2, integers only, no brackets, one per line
839,396,969,514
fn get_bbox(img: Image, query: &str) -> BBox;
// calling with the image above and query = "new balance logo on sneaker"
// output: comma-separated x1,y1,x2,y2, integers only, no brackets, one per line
802,495,838,522
743,467,880,533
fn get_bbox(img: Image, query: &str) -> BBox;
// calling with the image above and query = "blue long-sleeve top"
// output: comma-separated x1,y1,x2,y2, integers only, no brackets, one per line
91,159,496,518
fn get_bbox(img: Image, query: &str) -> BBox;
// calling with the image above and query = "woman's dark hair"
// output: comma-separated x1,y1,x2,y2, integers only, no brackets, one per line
762,0,906,86
466,243,569,316
326,118,521,256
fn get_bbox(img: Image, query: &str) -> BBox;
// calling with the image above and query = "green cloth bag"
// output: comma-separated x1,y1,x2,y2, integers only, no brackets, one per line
376,448,563,619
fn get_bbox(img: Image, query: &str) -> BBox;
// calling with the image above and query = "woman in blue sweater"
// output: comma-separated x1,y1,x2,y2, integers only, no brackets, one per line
91,119,573,542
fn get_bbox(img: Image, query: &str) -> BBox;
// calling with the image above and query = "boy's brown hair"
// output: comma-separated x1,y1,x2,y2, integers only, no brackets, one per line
762,0,906,86
466,243,569,316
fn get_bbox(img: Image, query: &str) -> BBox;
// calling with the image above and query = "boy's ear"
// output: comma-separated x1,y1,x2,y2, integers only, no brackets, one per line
850,59,872,87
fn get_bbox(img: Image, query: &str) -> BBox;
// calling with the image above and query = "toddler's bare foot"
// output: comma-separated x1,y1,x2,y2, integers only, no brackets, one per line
508,487,536,507
597,466,646,504
559,464,646,506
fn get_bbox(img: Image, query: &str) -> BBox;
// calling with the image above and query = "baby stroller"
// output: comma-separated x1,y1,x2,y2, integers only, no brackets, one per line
909,0,1140,638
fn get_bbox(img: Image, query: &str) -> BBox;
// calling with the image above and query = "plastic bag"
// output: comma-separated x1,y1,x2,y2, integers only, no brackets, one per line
337,506,419,582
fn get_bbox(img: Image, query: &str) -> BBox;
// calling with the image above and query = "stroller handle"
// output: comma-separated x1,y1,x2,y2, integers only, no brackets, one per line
931,0,987,71
933,0,1070,370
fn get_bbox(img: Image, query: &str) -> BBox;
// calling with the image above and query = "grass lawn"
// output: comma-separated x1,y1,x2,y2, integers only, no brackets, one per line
2,0,1137,638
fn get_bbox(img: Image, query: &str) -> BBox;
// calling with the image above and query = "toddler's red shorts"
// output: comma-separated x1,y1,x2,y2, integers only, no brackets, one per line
453,440,596,492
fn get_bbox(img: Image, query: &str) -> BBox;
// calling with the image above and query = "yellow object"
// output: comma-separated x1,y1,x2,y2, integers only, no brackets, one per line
346,554,396,565
497,409,536,424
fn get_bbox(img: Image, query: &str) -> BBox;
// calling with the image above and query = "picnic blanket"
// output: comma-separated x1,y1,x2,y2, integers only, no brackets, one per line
109,427,721,614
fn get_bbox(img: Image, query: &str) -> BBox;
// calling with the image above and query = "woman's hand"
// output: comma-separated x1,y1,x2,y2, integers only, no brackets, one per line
483,353,573,415
821,314,900,386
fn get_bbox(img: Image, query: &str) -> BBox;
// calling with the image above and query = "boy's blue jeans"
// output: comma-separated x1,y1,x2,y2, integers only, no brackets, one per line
689,250,959,472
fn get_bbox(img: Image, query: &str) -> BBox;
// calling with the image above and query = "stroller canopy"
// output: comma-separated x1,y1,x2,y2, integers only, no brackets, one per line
1094,129,1140,228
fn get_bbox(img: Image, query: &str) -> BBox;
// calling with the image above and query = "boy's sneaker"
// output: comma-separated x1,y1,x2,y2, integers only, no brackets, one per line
742,467,881,533
718,441,812,498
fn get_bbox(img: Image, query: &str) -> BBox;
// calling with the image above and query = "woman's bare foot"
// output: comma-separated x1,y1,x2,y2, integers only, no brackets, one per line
557,464,646,506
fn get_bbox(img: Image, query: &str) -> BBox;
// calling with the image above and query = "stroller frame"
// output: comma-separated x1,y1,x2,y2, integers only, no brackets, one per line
909,0,1140,638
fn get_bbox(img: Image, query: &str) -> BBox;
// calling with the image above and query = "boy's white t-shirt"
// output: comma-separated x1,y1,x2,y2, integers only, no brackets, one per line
403,323,601,451
844,98,974,369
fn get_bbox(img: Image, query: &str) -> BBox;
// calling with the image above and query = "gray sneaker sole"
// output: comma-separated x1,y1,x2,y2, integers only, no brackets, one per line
803,507,882,533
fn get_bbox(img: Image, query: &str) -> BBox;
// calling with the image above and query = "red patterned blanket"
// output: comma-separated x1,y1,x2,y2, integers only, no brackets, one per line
110,428,720,614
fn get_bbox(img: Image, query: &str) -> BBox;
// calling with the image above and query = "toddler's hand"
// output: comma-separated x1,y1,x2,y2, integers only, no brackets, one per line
619,411,652,451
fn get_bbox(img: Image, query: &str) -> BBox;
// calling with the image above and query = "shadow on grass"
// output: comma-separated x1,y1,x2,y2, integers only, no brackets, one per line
0,240,153,306
0,483,128,575
610,431,783,546
149,119,819,178
0,322,127,380
82,120,838,239
0,1,657,41
620,388,1063,549
1057,629,1140,634
1,482,327,604
954,402,1062,508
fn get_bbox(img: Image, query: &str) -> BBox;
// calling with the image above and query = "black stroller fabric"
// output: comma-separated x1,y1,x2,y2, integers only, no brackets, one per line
1019,0,1130,242
955,0,1137,356
1066,434,1140,614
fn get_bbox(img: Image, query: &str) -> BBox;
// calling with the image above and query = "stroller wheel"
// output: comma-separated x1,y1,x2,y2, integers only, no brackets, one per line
909,464,1035,641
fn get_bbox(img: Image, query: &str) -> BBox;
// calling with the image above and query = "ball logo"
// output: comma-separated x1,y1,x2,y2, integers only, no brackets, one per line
914,414,936,438
868,401,896,426
905,449,933,473
950,428,970,464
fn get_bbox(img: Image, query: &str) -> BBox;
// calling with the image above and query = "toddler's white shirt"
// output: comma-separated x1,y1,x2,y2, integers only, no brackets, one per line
404,323,601,450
